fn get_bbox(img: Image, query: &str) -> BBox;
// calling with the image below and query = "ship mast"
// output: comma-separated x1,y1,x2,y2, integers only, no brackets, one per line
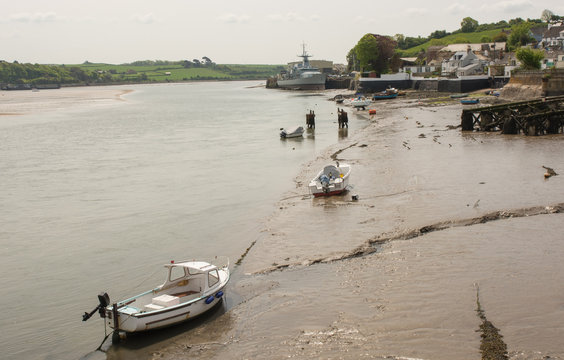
298,43,312,68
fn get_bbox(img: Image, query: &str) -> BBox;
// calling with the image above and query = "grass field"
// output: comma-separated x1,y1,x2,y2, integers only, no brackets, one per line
398,29,506,56
72,63,284,82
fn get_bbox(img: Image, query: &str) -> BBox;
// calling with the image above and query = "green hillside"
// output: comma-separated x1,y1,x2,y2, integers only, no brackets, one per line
0,61,285,86
398,29,506,57
75,62,284,82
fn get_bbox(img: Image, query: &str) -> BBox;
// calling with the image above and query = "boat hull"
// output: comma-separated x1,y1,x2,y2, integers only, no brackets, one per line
308,163,351,197
102,259,230,334
280,126,304,138
278,74,326,90
372,94,398,100
107,290,226,332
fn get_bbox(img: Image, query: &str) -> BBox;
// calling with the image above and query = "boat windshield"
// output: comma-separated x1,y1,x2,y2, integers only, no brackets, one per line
169,266,186,282
208,270,219,287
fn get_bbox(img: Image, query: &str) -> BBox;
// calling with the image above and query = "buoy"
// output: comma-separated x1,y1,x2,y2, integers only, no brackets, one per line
205,296,215,304
215,291,224,298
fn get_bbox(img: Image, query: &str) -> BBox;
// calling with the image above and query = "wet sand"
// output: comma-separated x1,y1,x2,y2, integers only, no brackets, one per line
0,87,132,117
141,94,564,359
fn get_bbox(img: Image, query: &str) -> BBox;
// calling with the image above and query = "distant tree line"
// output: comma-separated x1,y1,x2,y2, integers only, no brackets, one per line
393,13,558,51
0,61,100,85
0,58,284,86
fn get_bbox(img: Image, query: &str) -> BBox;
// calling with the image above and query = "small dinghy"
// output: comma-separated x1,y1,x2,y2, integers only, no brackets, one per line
373,88,399,100
460,98,480,105
309,161,351,197
280,126,304,138
82,257,229,337
350,96,371,110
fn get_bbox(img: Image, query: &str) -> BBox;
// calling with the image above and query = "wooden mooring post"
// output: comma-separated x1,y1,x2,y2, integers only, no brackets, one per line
306,110,315,129
337,108,348,128
460,95,564,135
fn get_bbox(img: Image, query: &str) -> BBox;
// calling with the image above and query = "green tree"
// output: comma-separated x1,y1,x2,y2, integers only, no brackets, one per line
493,32,508,42
515,47,544,69
351,34,397,74
481,36,492,43
460,17,479,32
346,48,359,72
508,23,532,50
509,17,524,25
355,34,380,72
429,30,448,39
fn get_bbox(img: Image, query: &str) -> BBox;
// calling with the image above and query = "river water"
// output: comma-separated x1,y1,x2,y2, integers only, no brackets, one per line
0,82,364,360
1,83,563,360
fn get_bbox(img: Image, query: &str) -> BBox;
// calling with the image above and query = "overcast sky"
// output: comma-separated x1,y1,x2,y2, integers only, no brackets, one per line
1,0,563,65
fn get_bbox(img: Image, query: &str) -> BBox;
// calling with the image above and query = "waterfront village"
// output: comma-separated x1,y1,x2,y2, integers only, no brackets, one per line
269,21,564,97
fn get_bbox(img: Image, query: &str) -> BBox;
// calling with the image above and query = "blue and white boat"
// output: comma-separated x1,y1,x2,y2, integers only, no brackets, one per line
83,257,229,336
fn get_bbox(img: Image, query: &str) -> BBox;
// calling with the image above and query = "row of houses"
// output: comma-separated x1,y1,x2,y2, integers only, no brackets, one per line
400,23,564,78
530,23,564,49
401,43,564,79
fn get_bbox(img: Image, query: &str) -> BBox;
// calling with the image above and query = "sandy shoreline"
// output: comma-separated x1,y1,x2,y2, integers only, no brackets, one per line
123,92,564,360
0,87,133,116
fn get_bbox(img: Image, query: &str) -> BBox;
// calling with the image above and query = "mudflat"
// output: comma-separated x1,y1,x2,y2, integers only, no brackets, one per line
125,94,564,360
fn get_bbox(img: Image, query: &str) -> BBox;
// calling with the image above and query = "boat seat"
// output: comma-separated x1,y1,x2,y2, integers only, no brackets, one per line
144,303,164,311
171,290,198,298
323,165,339,177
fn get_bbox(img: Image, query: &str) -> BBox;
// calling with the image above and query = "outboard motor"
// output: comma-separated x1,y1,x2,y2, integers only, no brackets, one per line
82,292,110,321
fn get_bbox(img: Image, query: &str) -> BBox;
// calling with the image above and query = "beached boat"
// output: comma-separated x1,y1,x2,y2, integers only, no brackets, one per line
82,257,230,336
372,92,398,100
372,87,399,100
450,93,469,98
280,126,304,138
460,99,480,105
309,161,351,197
350,96,371,110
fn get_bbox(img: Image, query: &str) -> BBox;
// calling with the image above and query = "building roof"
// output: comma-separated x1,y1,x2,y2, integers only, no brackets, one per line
440,42,506,53
529,26,546,39
544,26,564,39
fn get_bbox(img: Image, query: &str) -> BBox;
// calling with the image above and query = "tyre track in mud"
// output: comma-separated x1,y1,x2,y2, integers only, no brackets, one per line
249,203,564,274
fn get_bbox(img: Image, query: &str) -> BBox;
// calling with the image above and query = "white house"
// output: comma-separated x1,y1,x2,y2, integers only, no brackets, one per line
557,54,564,69
441,47,484,76
542,25,564,49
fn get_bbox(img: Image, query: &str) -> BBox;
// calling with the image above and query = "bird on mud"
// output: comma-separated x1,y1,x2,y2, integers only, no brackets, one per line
542,166,558,178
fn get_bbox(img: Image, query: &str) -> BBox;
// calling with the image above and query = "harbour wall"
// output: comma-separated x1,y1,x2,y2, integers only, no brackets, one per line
501,69,564,98
359,76,502,93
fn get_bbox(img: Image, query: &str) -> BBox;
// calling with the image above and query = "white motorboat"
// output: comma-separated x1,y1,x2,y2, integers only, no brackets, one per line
309,161,351,197
83,257,229,337
280,125,304,138
350,96,371,110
